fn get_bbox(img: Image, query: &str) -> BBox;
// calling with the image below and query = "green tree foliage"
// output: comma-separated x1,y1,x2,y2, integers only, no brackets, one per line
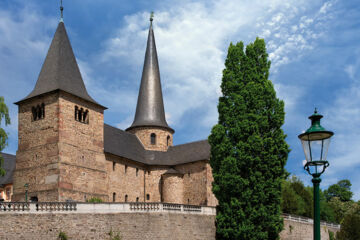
324,179,353,202
281,176,313,218
336,206,360,240
209,38,290,239
0,96,11,177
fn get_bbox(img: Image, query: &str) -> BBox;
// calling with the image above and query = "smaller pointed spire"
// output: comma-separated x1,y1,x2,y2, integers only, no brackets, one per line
127,13,173,133
60,0,64,22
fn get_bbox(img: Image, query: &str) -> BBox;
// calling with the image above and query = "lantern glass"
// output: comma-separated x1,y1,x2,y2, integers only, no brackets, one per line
301,135,331,163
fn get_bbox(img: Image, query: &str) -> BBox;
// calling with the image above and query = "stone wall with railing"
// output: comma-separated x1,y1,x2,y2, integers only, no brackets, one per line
0,202,340,240
0,202,214,215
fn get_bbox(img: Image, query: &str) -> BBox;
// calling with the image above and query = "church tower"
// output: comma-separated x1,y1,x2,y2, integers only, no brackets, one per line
12,17,108,201
126,16,174,152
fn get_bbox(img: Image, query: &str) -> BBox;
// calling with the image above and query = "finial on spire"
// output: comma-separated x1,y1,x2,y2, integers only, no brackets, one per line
150,11,154,22
314,107,318,114
60,0,64,22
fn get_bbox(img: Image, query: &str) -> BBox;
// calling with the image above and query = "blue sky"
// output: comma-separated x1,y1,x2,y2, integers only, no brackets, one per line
1,0,359,200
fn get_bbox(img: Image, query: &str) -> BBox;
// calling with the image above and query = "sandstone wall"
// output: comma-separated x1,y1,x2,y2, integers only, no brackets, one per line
161,174,184,204
128,126,173,151
0,212,215,240
175,161,208,205
0,210,340,240
280,219,339,240
13,93,60,202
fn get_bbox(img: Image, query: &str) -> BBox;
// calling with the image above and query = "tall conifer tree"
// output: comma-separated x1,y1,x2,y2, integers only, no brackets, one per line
0,96,10,176
209,38,289,239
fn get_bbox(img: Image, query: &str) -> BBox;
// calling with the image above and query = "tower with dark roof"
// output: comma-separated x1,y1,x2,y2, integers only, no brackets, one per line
8,10,217,206
12,20,108,202
126,17,174,152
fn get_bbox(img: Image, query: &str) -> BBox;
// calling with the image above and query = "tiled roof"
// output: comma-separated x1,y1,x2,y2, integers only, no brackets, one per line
104,124,210,166
15,22,105,109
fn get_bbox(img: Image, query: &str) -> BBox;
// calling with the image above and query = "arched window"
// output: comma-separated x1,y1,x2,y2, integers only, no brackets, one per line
74,106,89,124
75,106,78,120
32,103,45,121
125,165,128,174
113,162,116,171
79,108,83,122
32,107,37,121
113,192,116,202
136,197,139,202
136,168,139,177
146,194,150,201
83,110,88,123
167,136,170,146
150,133,156,145
125,195,128,202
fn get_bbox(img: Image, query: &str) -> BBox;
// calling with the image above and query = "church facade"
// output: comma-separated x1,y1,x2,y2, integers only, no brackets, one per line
6,17,217,206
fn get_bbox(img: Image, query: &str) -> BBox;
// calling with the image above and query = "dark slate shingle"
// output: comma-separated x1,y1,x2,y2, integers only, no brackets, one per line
104,124,210,166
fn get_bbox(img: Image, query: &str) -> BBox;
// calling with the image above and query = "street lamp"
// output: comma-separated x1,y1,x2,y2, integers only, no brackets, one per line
298,109,334,240
24,183,29,202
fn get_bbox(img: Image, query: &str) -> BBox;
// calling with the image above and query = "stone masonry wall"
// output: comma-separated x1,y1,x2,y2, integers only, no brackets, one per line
0,211,339,240
13,93,60,202
0,212,216,240
161,174,184,204
280,219,340,240
175,161,208,206
129,126,173,151
58,92,108,201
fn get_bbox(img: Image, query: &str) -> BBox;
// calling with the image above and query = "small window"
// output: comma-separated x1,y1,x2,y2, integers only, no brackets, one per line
136,168,139,177
113,162,116,171
32,103,45,121
125,165,128,174
113,192,116,202
150,133,156,145
167,135,170,146
136,197,139,202
75,106,89,124
125,195,128,202
148,171,151,175
146,194,150,201
188,199,190,204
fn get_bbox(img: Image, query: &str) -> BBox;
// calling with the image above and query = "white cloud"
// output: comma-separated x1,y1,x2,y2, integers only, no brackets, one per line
0,5,56,154
100,0,333,131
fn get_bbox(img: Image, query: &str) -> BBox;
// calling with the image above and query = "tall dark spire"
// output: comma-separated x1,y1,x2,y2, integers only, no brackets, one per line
16,21,104,108
127,15,173,132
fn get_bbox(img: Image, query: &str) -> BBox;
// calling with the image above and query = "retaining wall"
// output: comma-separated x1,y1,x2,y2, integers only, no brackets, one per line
0,202,340,240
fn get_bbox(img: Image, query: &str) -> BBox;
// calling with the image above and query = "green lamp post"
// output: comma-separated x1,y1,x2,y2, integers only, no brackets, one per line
298,109,334,240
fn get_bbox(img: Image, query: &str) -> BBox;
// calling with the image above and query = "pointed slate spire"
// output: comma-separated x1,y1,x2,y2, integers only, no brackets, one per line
127,16,173,132
16,22,104,108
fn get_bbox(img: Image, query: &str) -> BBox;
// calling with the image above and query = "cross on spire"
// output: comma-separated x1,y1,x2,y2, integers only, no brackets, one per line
150,11,154,22
60,0,64,22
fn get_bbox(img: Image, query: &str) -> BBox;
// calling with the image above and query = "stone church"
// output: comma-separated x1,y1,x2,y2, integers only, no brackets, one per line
0,16,217,206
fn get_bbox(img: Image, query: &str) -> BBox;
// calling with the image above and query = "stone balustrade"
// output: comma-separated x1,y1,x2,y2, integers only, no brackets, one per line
282,213,341,229
0,202,216,215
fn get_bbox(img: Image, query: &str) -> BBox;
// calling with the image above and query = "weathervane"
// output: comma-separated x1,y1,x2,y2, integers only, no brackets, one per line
150,11,154,22
60,0,64,22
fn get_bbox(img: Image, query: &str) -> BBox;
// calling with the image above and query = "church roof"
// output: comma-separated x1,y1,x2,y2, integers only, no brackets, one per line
15,22,104,108
0,153,16,187
104,124,209,165
127,19,173,132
